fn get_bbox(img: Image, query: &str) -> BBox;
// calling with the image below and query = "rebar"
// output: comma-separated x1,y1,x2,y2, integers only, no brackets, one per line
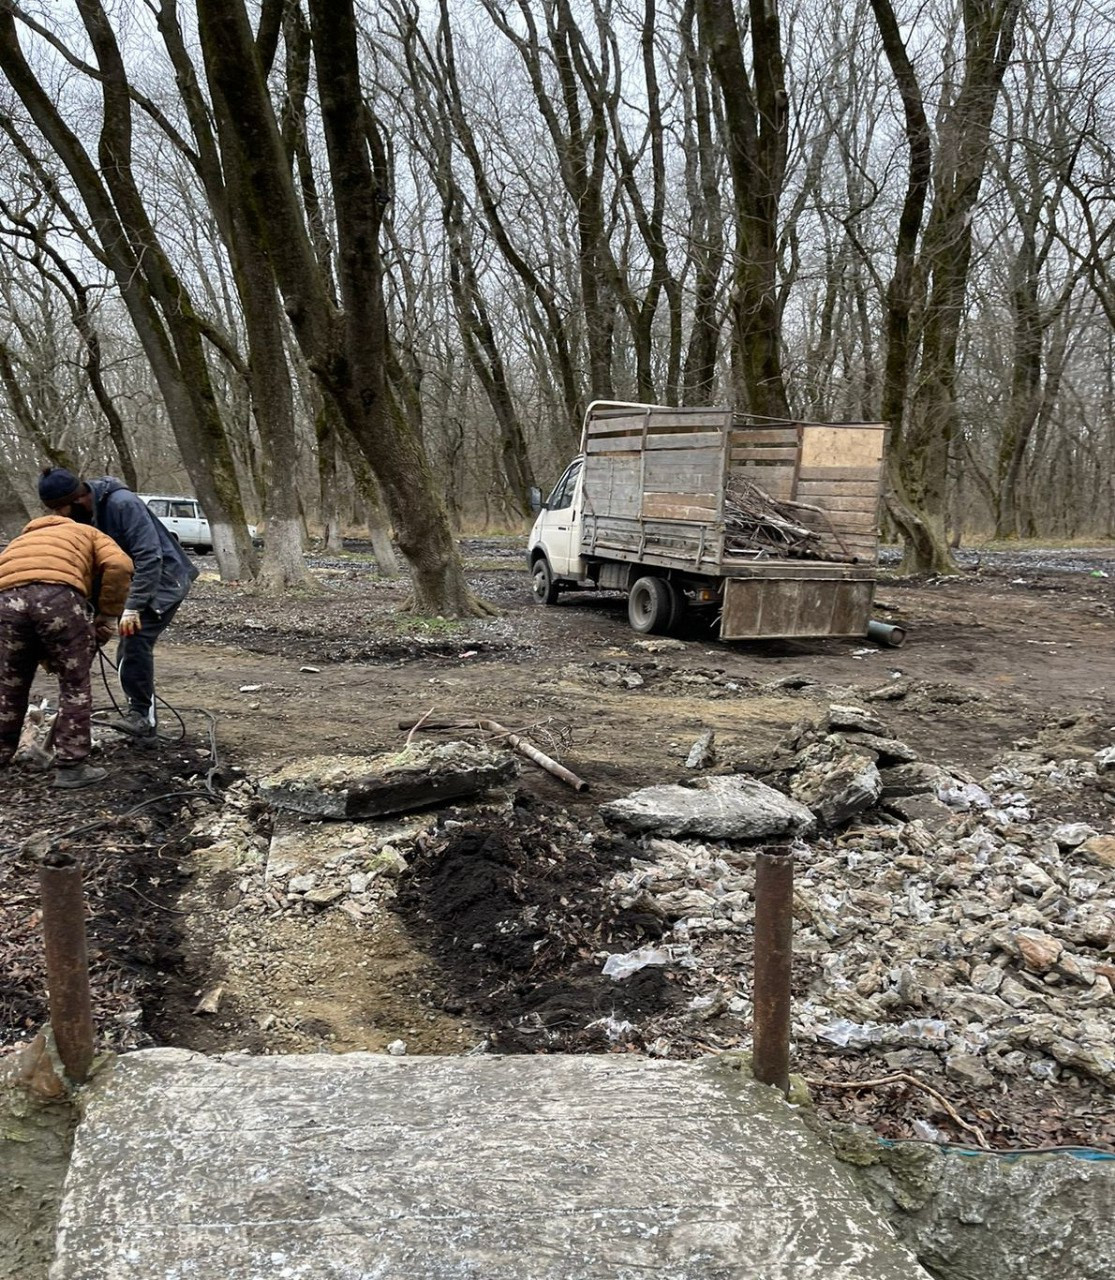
753,845,794,1095
38,851,95,1083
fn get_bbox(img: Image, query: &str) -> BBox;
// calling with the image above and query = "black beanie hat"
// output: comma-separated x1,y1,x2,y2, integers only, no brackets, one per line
38,467,84,508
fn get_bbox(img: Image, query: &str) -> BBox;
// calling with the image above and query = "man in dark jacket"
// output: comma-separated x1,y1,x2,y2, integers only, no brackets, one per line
38,467,198,739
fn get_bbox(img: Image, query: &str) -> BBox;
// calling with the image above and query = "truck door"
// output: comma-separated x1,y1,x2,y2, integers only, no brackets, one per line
540,457,584,576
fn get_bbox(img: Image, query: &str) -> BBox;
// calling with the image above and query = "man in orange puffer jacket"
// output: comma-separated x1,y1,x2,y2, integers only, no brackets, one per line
0,515,133,789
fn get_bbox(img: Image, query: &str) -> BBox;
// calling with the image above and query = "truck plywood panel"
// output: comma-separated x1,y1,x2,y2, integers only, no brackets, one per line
728,427,800,447
799,424,886,469
585,454,640,492
585,438,642,454
642,431,724,452
643,454,725,495
798,465,883,483
729,464,795,499
812,510,878,533
585,408,724,433
641,492,719,521
793,493,882,513
796,479,882,500
732,453,803,468
721,576,874,639
723,562,876,581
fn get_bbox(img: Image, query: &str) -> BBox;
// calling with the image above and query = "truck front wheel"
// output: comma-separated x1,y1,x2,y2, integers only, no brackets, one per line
628,576,673,634
531,556,560,606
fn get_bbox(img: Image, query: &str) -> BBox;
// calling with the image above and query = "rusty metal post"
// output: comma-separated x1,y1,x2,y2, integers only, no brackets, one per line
753,845,794,1095
38,850,95,1083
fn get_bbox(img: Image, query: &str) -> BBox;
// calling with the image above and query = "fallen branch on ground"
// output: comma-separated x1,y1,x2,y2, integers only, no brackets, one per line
804,1071,991,1148
398,715,589,792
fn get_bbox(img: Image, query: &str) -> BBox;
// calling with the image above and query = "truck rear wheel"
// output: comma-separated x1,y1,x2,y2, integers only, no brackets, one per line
628,576,673,634
531,556,560,606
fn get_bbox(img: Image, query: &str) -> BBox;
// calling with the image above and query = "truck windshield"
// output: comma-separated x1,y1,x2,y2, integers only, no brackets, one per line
547,459,582,510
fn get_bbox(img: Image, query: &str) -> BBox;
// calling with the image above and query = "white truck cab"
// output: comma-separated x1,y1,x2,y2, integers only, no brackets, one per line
527,455,586,602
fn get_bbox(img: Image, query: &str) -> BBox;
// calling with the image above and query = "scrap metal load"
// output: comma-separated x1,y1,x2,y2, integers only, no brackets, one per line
723,474,852,562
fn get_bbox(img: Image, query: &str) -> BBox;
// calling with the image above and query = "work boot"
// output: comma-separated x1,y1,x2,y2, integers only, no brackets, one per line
104,709,156,739
52,762,108,789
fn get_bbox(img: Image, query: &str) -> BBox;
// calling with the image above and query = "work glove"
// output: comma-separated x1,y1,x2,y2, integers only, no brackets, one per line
118,609,142,637
93,614,117,645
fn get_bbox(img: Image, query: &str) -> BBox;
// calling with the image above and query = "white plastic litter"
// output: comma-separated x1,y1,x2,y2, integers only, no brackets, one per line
602,946,671,980
939,782,992,810
583,1015,636,1042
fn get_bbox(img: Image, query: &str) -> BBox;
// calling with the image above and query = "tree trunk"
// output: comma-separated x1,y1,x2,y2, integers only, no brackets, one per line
871,0,1021,573
155,0,311,591
0,454,31,537
696,0,791,419
195,0,482,615
0,7,256,581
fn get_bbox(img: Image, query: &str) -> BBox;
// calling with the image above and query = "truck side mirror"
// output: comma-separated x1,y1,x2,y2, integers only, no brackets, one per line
529,486,544,514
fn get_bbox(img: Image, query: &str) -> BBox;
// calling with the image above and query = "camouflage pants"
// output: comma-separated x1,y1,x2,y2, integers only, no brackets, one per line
0,583,96,765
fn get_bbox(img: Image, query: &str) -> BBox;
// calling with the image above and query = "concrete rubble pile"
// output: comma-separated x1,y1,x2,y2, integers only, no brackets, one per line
188,742,519,928
602,704,1115,1094
190,798,424,923
187,711,1115,1098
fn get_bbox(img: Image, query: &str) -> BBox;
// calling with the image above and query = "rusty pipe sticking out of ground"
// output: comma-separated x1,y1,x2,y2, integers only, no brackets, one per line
752,845,794,1096
38,850,95,1083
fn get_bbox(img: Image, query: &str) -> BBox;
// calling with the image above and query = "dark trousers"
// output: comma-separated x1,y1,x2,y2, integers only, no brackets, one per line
116,601,180,724
0,584,96,764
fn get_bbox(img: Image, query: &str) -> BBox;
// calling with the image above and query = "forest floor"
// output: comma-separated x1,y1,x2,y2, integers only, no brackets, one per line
2,537,1114,1233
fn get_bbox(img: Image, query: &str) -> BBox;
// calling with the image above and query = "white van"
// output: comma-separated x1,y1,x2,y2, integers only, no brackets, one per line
140,495,259,554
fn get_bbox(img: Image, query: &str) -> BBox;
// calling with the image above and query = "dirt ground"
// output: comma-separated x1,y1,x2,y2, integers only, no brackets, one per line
2,539,1114,1174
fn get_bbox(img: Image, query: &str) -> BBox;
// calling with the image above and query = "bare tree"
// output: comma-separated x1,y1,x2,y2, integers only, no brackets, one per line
152,0,314,590
871,0,1022,572
696,0,791,418
0,1,257,579
195,0,487,615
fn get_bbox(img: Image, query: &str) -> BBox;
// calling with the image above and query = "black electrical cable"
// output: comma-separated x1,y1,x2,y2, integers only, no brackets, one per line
92,647,187,744
0,652,225,860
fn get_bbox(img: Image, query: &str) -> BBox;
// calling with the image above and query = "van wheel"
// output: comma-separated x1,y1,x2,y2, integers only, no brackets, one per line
531,556,560,606
628,576,673,634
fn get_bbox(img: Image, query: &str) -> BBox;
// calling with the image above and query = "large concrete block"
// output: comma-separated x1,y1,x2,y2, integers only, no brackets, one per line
50,1050,928,1279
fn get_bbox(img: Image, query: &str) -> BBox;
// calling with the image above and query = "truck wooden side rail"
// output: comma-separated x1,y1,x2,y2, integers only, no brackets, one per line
528,402,889,641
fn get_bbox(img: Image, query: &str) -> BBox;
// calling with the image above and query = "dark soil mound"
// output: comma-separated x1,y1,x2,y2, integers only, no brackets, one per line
395,795,684,1051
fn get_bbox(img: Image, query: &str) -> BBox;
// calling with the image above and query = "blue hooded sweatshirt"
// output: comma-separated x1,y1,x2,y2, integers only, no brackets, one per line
88,477,198,615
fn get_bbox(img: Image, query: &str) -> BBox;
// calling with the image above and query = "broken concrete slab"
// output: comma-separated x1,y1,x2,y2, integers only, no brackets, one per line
832,1125,1115,1280
50,1049,929,1280
879,762,956,798
882,793,959,831
825,704,889,735
1079,834,1115,869
685,729,717,769
791,752,883,827
839,732,919,766
601,774,815,840
265,813,430,880
258,740,518,820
